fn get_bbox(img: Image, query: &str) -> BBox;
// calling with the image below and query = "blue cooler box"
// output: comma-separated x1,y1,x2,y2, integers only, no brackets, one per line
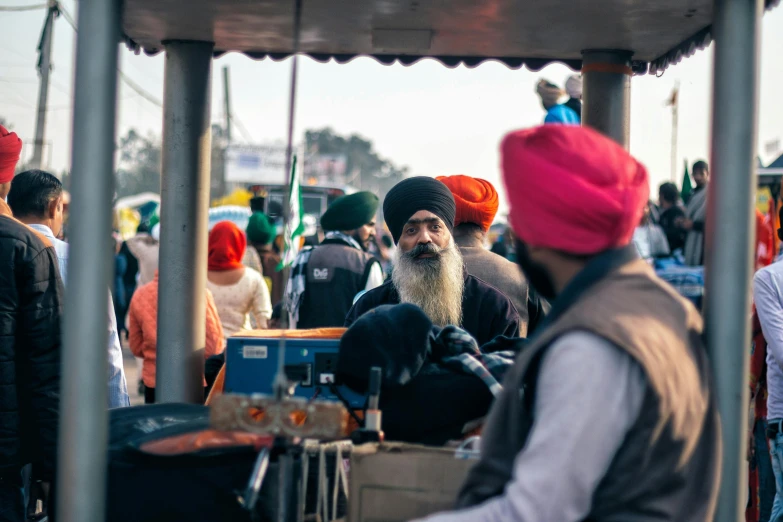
224,335,365,409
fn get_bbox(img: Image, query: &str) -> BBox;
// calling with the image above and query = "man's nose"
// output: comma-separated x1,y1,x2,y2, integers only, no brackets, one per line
417,231,433,244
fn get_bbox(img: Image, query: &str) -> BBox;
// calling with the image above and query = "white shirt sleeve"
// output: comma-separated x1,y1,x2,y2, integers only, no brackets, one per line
754,268,783,373
250,269,273,325
364,261,385,291
415,331,647,522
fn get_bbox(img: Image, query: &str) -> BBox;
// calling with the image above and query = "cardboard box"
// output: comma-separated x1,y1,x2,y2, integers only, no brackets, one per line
348,442,476,522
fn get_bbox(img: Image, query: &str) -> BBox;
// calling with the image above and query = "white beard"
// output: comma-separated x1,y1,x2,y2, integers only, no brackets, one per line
391,239,465,327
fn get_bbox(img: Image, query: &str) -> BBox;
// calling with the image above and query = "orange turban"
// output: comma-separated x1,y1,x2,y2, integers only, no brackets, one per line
435,175,499,232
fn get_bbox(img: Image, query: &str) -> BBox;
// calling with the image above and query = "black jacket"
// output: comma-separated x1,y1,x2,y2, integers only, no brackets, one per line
0,200,63,480
345,274,520,346
658,206,687,253
297,237,380,329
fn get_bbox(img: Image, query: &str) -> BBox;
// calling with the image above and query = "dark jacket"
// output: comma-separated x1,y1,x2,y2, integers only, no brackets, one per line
0,199,63,480
255,246,284,306
456,235,546,336
564,97,582,120
345,274,520,346
298,237,380,329
658,205,687,253
458,247,719,520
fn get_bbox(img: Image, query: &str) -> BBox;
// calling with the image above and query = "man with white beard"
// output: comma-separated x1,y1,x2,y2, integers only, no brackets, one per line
345,176,519,346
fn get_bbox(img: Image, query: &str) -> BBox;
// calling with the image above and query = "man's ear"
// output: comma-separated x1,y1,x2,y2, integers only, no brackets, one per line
48,197,59,219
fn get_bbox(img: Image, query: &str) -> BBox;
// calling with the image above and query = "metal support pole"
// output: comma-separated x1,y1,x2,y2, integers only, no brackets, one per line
705,0,762,520
219,65,231,199
157,40,214,404
55,0,120,520
31,1,57,169
581,50,633,149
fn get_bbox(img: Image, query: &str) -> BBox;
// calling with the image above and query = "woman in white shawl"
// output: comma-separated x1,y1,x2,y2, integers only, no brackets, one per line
679,161,709,266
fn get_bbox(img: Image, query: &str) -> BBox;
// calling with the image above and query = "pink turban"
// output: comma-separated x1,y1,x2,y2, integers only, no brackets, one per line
0,125,22,184
501,125,649,255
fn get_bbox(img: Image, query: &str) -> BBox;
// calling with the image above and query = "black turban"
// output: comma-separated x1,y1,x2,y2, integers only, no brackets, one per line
383,176,456,244
320,191,379,232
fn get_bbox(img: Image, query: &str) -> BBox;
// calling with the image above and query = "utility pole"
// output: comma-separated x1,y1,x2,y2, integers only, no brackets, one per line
667,81,680,183
221,65,231,198
31,0,58,169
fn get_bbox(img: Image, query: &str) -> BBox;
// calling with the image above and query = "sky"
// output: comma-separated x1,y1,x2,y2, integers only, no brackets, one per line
2,2,782,217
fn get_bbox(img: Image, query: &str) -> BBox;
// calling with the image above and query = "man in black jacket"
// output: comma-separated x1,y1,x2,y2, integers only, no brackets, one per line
657,182,686,253
345,177,519,346
0,197,63,521
286,191,385,329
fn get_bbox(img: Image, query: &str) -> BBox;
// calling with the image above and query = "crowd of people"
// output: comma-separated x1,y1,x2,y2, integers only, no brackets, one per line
1,104,779,521
629,160,712,264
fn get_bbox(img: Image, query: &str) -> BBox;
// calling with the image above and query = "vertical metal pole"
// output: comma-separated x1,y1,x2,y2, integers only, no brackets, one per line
280,0,303,329
220,65,231,199
705,0,762,520
157,41,214,404
56,0,120,520
581,50,633,149
223,65,232,145
671,82,680,183
31,1,56,169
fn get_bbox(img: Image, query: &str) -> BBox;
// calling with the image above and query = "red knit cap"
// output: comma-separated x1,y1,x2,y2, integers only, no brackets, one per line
0,125,22,184
208,221,247,271
501,125,649,255
436,175,499,232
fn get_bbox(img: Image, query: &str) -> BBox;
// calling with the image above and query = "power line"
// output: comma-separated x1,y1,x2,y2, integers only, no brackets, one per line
229,113,255,143
57,2,163,109
118,71,162,108
57,2,76,30
0,3,47,11
0,77,38,84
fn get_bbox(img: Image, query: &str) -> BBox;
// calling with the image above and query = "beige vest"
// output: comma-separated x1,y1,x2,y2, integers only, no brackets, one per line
458,260,721,521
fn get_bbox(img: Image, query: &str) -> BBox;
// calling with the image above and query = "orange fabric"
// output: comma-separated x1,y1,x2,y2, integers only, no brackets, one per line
139,430,274,455
208,221,247,271
205,364,226,405
436,175,499,232
232,328,346,339
128,272,225,387
756,209,774,270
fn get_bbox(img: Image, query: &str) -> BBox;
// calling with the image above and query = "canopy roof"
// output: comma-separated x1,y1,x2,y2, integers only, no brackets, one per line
123,0,779,75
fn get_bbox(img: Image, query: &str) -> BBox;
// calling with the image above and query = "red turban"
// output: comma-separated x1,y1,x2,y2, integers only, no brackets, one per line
436,175,499,232
0,125,22,184
502,125,649,255
208,221,247,271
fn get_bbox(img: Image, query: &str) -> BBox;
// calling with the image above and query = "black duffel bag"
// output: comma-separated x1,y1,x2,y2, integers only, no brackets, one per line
105,404,288,522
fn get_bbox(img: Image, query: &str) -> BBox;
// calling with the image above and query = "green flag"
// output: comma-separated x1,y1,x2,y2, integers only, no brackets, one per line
681,160,693,204
277,155,305,270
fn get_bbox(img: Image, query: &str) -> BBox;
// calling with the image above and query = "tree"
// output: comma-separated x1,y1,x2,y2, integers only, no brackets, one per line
111,126,407,201
115,129,162,197
303,127,408,199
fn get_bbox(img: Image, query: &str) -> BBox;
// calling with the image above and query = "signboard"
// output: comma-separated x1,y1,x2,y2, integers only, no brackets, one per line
225,144,289,184
226,144,349,187
303,153,348,186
